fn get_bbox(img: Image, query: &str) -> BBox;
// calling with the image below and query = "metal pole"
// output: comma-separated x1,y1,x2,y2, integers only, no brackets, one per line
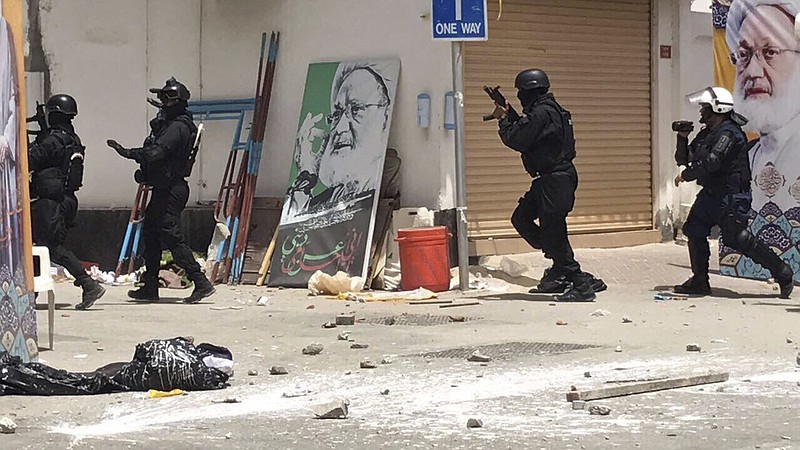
451,41,470,291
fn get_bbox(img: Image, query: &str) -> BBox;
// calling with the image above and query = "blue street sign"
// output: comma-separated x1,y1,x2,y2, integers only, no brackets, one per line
432,0,488,41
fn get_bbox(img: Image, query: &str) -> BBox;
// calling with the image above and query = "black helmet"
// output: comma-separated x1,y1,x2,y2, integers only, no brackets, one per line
514,69,550,91
45,94,78,117
149,77,191,102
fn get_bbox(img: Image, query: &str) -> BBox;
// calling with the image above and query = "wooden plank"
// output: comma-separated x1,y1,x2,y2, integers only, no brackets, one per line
439,302,482,309
565,373,730,402
409,300,454,305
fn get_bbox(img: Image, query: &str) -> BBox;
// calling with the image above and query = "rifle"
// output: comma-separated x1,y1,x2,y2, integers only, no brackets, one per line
26,102,47,144
482,85,519,121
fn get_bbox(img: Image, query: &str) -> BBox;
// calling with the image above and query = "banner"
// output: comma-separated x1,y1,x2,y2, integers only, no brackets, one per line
1,0,37,361
719,0,800,283
268,59,400,287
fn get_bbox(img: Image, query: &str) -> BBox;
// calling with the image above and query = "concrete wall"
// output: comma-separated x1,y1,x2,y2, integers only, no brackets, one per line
199,0,455,209
651,0,714,237
37,0,201,208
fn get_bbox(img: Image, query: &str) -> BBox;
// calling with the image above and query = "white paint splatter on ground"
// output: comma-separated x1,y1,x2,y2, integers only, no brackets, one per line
51,353,798,442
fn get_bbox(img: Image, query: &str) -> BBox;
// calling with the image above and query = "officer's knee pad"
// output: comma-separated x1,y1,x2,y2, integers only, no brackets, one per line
733,228,757,252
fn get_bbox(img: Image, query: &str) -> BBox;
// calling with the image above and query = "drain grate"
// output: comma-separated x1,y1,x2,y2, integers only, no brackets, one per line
366,314,482,327
413,341,601,359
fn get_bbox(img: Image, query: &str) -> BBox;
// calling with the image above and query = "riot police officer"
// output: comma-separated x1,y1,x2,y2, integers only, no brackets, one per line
29,94,105,310
491,69,605,302
106,77,215,304
673,86,794,298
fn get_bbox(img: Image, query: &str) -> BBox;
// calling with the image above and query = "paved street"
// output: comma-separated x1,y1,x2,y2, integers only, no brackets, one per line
1,242,799,449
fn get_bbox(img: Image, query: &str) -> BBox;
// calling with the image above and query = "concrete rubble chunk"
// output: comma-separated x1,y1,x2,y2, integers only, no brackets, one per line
322,322,337,329
622,317,633,324
466,418,484,428
336,314,356,326
584,371,592,378
381,389,390,395
0,417,16,434
590,309,611,317
314,399,350,419
350,343,369,349
787,338,793,344
337,332,350,341
467,351,492,363
381,358,393,365
615,346,623,353
302,343,324,356
588,405,611,416
686,344,702,352
269,366,289,376
360,360,378,369
247,370,259,376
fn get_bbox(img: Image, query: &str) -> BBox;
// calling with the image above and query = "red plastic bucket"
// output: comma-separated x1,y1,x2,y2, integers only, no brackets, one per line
395,226,451,292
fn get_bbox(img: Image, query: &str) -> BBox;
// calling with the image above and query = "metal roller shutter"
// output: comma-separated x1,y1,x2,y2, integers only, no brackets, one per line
463,0,653,246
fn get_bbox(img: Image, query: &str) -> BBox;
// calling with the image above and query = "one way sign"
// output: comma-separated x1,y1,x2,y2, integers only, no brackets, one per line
432,0,488,41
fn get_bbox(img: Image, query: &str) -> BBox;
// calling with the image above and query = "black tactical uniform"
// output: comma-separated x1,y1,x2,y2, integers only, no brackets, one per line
107,78,214,304
29,94,105,310
497,69,605,302
675,91,793,298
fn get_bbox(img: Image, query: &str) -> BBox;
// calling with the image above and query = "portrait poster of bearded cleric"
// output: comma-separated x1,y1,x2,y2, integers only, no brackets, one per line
268,59,400,287
718,0,800,283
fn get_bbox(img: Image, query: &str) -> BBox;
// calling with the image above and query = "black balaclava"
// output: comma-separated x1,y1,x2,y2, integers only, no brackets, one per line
517,88,547,109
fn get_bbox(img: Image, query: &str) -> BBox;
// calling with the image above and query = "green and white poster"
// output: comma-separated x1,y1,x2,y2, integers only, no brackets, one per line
268,59,400,287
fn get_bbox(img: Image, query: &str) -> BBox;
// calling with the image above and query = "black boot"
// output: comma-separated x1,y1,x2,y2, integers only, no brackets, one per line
531,267,570,293
128,277,160,302
745,240,795,299
673,276,711,295
76,279,105,310
674,238,712,295
555,274,596,302
184,274,215,304
584,272,608,293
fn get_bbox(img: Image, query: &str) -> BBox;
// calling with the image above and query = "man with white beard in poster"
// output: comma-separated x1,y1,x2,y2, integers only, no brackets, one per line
286,64,391,218
726,0,800,282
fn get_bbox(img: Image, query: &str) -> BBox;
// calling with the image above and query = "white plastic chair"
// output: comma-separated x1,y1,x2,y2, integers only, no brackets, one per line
32,246,56,350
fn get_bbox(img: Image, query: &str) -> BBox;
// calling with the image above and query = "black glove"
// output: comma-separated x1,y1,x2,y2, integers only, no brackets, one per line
107,139,133,159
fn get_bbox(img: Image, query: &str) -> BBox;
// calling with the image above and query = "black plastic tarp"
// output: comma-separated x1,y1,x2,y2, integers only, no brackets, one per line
0,337,231,396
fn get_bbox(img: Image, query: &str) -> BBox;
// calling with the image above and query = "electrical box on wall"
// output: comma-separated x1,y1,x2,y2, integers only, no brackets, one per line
444,91,455,130
417,93,431,128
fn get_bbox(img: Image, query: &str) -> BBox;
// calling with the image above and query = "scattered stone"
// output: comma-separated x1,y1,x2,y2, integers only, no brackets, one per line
73,354,88,359
741,300,746,305
61,313,70,318
256,296,270,306
615,346,623,353
242,326,247,330
381,358,393,365
282,390,311,398
467,351,492,363
688,304,697,309
322,322,337,329
350,343,369,349
666,432,678,437
686,344,702,352
549,303,557,307
360,360,378,369
781,436,792,441
225,432,232,440
306,305,315,309
787,338,793,344
213,398,241,404
590,309,611,317
92,340,99,344
710,339,728,344
302,343,324,356
337,332,350,341
96,347,104,352
572,400,586,410
683,323,690,327
344,371,352,375
588,405,611,416
269,366,288,376
247,370,259,376
466,418,483,428
796,351,800,367
313,399,349,419
380,389,390,395
584,371,592,378
0,417,16,434
385,317,396,326
622,317,633,324
556,321,568,326
336,314,356,326
449,316,466,323
711,423,718,429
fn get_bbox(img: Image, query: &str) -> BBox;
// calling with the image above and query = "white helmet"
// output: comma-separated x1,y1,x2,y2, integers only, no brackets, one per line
686,86,734,114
